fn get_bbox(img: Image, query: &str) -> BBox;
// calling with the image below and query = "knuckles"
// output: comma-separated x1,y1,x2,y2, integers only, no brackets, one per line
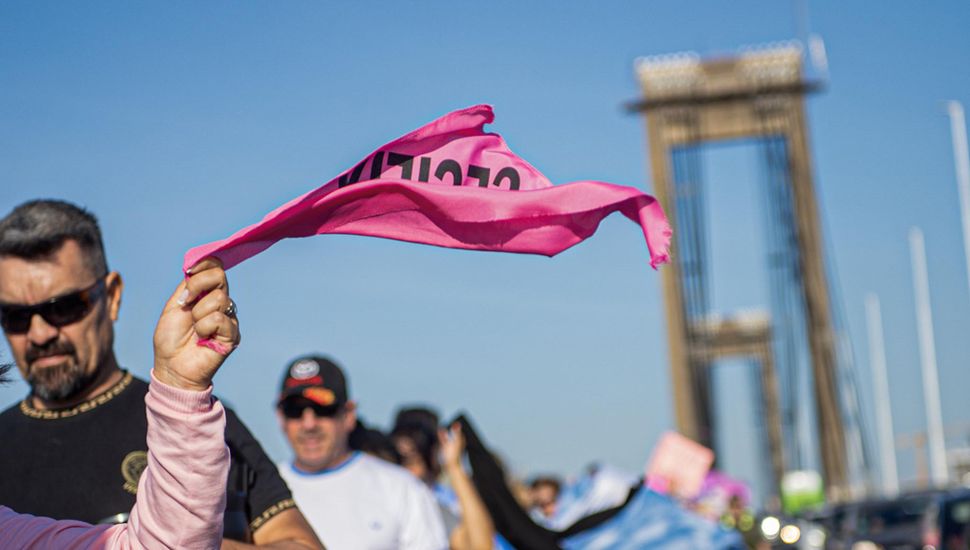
190,290,230,318
186,268,228,296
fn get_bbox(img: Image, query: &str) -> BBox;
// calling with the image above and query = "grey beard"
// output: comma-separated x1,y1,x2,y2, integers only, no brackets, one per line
28,362,97,402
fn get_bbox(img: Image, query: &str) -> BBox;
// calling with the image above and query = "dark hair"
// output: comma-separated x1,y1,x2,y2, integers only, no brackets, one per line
529,475,562,494
393,406,440,434
349,420,402,465
390,422,439,474
0,199,108,275
0,363,11,385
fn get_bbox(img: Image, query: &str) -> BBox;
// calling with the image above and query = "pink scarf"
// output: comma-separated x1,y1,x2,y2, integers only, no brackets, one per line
183,105,671,272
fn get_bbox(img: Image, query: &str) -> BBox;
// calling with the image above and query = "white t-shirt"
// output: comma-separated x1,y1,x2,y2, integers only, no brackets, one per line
279,452,448,550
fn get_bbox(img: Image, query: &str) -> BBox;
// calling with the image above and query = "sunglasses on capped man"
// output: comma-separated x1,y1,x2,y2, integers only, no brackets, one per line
0,278,107,334
279,398,342,419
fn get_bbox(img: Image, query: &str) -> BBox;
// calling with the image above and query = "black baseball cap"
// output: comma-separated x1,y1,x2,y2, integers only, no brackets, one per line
278,355,348,409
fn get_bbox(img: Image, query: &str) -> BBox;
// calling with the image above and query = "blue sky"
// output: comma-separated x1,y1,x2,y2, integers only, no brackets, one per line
2,1,969,500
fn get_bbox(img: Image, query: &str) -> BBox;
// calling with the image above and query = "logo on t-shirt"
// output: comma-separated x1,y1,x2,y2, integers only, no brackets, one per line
121,450,148,494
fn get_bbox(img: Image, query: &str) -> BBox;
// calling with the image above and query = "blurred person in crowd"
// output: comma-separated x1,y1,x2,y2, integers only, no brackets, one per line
395,405,440,434
276,354,447,550
1,258,240,547
0,200,321,549
528,476,561,520
392,409,497,550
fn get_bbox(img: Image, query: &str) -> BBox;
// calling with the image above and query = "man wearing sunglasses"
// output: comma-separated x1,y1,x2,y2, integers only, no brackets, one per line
276,354,448,550
0,200,322,550
2,258,239,547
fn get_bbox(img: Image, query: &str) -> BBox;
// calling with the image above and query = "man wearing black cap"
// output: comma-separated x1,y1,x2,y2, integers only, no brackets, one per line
276,355,448,550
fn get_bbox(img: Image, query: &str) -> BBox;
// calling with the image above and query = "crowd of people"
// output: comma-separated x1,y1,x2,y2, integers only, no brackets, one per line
0,198,762,550
0,199,573,549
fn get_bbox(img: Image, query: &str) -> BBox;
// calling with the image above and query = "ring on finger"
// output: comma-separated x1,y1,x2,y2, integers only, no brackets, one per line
224,299,237,318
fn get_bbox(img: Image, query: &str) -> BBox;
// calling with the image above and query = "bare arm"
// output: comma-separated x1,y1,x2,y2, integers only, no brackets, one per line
440,425,495,550
221,508,324,550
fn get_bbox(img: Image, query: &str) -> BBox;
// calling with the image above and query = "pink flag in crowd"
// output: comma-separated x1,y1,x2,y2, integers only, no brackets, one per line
183,105,672,272
645,431,715,499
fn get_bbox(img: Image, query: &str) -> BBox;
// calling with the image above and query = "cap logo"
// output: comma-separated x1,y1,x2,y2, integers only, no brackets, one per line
290,359,320,380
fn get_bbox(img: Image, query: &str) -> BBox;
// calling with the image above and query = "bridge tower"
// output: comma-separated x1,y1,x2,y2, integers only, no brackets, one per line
631,43,849,497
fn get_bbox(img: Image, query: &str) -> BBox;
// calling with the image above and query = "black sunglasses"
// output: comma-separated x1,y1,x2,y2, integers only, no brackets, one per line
279,399,341,420
0,278,108,334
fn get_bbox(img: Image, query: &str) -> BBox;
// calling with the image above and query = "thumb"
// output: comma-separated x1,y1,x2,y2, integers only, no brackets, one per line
162,278,190,313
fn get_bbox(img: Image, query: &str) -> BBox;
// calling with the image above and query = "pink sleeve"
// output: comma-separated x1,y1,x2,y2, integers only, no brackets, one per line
0,371,229,549
0,507,112,548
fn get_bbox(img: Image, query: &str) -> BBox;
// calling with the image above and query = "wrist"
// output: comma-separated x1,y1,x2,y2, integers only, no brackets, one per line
149,370,215,412
153,362,211,392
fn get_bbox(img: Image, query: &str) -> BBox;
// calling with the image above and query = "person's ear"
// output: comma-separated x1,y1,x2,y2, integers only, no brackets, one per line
343,401,358,429
105,272,124,322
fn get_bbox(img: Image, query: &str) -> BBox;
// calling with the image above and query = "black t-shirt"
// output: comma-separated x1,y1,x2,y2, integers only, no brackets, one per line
0,372,294,539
